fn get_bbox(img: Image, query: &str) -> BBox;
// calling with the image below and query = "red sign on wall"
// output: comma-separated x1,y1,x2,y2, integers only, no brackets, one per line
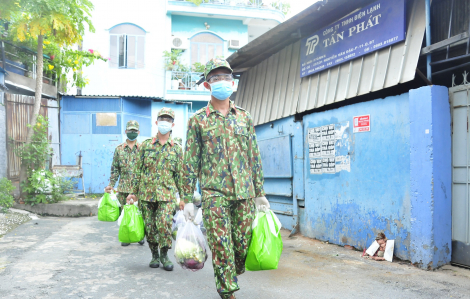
353,115,370,133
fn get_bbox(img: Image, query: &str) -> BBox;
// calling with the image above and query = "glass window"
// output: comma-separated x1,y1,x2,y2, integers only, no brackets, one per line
190,33,224,65
109,24,145,69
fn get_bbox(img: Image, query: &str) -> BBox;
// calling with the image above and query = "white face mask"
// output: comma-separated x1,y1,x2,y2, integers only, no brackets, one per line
158,121,172,135
210,81,233,100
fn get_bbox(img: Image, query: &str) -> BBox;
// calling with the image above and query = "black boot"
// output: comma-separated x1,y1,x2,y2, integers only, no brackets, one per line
160,247,174,271
149,247,160,268
138,239,145,245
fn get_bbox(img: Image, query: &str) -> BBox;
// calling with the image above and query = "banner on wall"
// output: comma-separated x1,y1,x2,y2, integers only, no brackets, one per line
300,0,406,78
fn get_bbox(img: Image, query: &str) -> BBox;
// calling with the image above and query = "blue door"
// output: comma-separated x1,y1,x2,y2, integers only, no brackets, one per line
255,117,304,230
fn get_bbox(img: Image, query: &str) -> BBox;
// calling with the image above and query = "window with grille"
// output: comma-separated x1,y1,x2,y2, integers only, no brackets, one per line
109,24,146,69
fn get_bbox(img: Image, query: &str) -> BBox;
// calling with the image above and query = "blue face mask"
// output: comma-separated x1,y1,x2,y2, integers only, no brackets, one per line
158,121,172,135
210,81,233,100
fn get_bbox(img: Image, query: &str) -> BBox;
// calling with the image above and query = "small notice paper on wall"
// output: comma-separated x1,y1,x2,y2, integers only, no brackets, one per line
96,113,117,126
308,121,350,175
353,115,370,133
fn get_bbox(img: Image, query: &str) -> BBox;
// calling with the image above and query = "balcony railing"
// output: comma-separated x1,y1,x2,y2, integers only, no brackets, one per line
173,0,286,14
169,71,239,92
170,71,206,91
0,40,57,86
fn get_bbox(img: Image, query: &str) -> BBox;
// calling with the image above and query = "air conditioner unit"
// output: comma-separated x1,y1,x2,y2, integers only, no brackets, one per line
228,39,241,49
171,36,187,50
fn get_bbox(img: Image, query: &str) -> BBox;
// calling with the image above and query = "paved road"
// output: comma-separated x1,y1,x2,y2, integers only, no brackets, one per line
1,217,470,299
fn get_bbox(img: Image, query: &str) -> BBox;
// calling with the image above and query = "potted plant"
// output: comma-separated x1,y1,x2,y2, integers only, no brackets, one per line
171,72,179,90
192,62,205,73
163,49,183,71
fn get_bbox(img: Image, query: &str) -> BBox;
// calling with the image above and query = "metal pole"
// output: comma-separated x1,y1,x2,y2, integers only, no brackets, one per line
425,0,432,82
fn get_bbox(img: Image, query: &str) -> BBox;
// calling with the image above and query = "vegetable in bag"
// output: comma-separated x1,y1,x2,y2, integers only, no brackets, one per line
174,221,208,271
118,205,145,243
98,192,121,222
245,210,283,271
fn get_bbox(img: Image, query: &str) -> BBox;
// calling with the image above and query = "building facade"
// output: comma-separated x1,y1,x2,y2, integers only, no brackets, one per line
79,0,285,112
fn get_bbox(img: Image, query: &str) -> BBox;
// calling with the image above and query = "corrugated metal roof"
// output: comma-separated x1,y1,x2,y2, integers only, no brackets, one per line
234,0,426,126
62,94,189,104
227,0,374,71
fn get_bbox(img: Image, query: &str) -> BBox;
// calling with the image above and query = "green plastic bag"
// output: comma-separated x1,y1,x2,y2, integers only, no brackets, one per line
119,205,145,243
245,210,283,271
97,193,120,222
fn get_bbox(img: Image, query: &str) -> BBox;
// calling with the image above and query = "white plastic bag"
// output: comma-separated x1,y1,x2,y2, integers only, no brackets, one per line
99,190,121,208
172,210,186,240
193,208,203,225
110,192,121,207
117,209,124,226
174,221,208,271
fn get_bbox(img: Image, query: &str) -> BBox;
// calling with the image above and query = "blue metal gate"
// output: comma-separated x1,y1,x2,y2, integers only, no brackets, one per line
255,116,304,230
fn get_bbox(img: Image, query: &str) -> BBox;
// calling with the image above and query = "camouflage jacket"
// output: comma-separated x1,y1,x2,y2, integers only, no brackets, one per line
181,100,265,203
132,136,183,202
110,141,140,193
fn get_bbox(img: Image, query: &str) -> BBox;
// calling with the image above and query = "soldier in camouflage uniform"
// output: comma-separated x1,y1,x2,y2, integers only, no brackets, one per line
127,108,184,271
181,58,269,299
106,120,144,247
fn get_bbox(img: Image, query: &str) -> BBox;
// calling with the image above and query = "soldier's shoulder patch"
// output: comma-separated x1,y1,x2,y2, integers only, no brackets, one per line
117,142,127,149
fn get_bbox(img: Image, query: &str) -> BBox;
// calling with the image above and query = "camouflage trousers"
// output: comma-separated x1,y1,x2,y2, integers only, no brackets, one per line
202,197,255,297
140,200,175,251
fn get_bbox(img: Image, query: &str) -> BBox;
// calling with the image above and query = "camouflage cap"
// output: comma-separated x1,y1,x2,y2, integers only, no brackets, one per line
158,107,175,119
126,120,139,130
204,57,233,80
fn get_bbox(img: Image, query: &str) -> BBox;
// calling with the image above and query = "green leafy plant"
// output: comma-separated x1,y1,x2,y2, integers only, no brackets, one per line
192,62,205,73
14,115,52,173
270,0,291,15
13,115,72,205
187,0,206,6
163,49,184,71
22,170,74,205
0,178,16,212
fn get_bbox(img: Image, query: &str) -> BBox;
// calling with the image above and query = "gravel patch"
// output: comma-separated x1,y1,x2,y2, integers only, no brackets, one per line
0,209,34,238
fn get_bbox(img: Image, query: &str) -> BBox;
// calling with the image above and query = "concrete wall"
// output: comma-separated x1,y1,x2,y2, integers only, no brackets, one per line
295,86,452,268
301,93,412,260
79,0,168,97
409,85,452,269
